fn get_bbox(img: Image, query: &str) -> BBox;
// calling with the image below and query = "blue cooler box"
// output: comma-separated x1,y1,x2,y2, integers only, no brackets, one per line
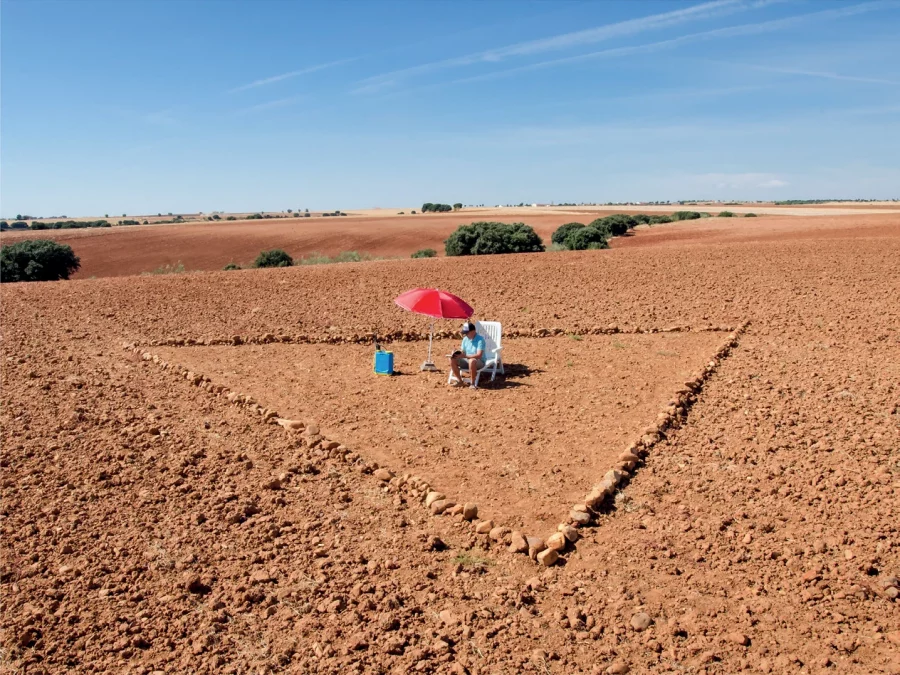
374,350,394,375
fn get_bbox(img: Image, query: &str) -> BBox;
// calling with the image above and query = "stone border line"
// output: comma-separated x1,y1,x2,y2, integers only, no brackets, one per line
133,323,738,349
122,320,748,568
538,320,752,565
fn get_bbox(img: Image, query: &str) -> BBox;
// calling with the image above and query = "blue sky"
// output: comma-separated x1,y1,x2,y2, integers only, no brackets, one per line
2,0,899,216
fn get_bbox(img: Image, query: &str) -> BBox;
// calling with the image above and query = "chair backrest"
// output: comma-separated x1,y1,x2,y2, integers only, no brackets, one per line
475,321,502,361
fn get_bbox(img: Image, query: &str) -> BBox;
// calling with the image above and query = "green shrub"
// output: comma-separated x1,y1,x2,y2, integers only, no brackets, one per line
253,249,293,268
0,221,8,230
411,248,437,258
422,203,453,213
744,213,758,217
632,214,652,224
334,251,362,263
718,211,735,217
246,213,264,220
588,214,636,237
295,251,386,265
586,218,611,238
453,203,463,211
566,227,609,251
445,222,544,256
226,216,237,221
649,215,672,224
670,211,702,221
607,213,638,233
223,262,241,271
297,252,333,265
11,221,29,229
551,222,585,246
1,240,81,282
145,262,185,275
30,219,111,230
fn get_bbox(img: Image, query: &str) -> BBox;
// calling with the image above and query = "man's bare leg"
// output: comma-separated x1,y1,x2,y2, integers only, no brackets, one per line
449,356,463,384
468,359,479,386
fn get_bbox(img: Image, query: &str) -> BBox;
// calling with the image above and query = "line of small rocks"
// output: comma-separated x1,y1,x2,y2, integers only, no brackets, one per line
120,341,513,557
388,320,752,569
133,323,738,348
541,320,751,565
121,319,748,570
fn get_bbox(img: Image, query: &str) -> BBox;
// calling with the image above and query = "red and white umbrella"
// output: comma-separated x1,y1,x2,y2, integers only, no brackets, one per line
394,288,474,370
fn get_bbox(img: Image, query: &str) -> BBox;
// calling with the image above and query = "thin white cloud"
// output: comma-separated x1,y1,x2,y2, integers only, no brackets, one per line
233,95,305,116
416,121,785,149
709,61,900,86
426,0,900,90
229,57,359,93
352,0,778,94
523,84,768,112
758,178,789,187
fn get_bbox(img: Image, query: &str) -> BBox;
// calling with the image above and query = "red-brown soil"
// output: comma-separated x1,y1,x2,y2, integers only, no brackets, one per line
0,212,593,278
154,333,722,534
2,214,899,674
3,209,895,280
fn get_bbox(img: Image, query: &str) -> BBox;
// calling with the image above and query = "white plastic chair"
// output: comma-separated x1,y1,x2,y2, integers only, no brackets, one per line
448,321,504,387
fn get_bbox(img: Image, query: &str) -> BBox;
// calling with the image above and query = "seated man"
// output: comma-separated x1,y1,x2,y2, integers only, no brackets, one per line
449,321,485,389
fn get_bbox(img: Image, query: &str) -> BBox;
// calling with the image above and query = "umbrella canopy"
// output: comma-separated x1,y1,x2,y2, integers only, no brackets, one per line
393,288,474,370
393,288,473,320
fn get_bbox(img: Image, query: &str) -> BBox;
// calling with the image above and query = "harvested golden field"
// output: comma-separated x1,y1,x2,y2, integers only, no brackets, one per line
2,215,899,674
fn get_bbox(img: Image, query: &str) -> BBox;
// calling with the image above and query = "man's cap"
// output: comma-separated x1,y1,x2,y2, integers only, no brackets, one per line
461,322,476,333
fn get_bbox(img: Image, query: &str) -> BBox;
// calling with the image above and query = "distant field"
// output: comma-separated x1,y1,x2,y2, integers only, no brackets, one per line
2,206,898,278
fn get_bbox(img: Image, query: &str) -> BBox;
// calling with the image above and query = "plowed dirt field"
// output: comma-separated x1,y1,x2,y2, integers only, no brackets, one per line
2,209,897,279
153,332,723,534
2,214,899,675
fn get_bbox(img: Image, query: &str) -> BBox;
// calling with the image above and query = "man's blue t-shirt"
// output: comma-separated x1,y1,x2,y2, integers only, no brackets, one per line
461,334,486,361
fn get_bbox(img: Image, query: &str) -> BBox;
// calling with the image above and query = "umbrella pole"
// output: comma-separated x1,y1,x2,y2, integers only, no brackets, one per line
421,319,438,372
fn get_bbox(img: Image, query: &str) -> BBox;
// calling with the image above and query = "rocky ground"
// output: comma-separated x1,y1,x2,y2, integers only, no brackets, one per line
151,332,723,534
1,216,898,674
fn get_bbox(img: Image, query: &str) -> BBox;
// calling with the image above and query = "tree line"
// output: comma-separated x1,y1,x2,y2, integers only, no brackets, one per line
421,203,463,213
